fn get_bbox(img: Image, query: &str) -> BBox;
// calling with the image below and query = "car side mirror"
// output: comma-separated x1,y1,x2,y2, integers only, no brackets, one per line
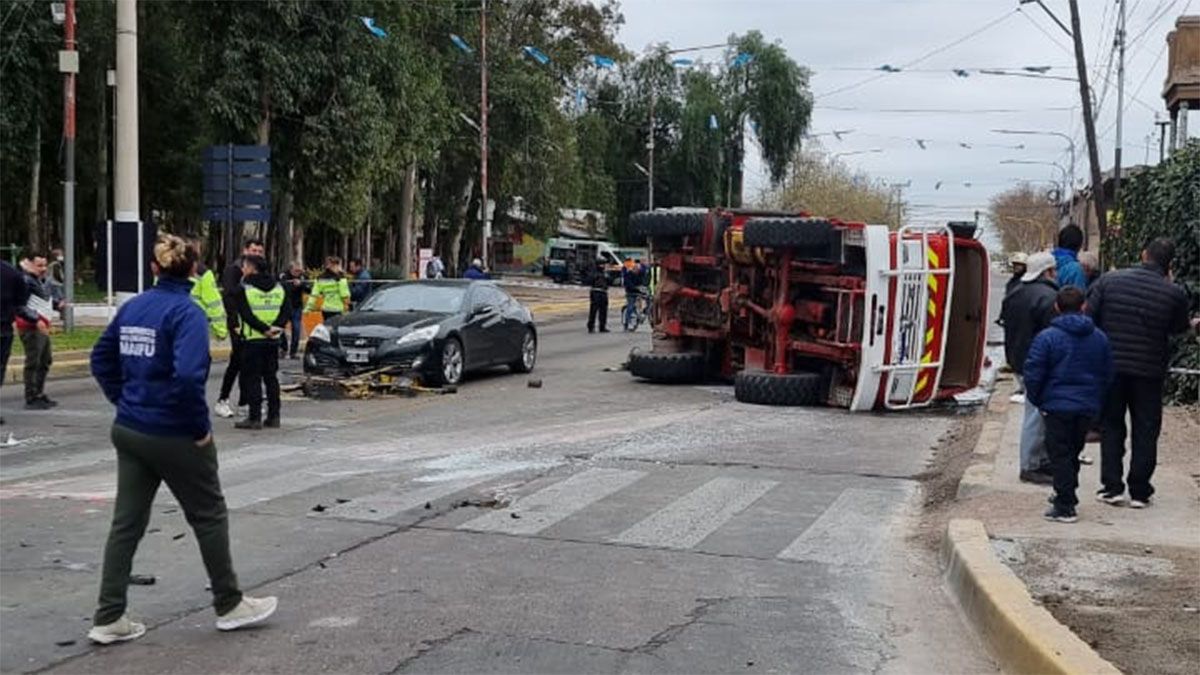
472,304,494,316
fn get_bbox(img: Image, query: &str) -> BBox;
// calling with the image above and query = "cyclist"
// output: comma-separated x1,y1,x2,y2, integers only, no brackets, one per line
621,257,646,328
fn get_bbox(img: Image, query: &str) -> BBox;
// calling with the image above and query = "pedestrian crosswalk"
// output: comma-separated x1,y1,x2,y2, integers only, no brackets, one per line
459,468,646,536
613,477,777,549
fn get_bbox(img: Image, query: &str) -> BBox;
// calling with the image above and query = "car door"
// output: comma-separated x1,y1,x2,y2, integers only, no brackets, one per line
493,286,527,360
462,286,503,367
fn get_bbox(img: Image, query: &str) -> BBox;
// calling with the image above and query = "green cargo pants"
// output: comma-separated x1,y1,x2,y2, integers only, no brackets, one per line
95,424,243,625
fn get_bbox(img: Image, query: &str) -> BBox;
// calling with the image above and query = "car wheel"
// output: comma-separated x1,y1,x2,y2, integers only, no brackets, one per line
510,328,537,373
733,370,825,406
437,338,465,386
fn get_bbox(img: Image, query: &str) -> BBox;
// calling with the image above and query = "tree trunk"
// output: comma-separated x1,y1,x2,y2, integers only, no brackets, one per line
96,68,108,226
28,123,42,251
278,181,294,266
448,176,475,277
423,172,438,252
398,162,417,279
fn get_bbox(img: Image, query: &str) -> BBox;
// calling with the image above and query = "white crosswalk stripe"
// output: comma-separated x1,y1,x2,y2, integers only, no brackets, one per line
458,468,645,536
314,478,497,522
775,488,899,565
613,477,778,549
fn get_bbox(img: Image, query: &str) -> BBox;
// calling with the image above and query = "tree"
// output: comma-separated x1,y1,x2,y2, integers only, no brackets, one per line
759,146,900,227
987,183,1059,253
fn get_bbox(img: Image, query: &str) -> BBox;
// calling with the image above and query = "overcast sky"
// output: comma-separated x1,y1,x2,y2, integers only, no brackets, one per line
614,0,1194,226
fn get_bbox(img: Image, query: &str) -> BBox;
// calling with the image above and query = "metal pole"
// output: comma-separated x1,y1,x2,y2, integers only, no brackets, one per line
1156,120,1170,162
648,88,655,210
62,0,77,330
479,0,489,269
1113,0,1126,208
114,0,141,292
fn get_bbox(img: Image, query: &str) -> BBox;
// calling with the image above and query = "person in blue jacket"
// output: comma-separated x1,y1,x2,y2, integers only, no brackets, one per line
1023,286,1113,524
1052,224,1088,290
87,235,278,644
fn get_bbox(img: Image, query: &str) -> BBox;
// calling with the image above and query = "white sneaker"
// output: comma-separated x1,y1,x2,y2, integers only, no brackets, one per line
214,400,234,418
1129,498,1151,509
1009,393,1026,404
216,595,278,631
87,614,147,645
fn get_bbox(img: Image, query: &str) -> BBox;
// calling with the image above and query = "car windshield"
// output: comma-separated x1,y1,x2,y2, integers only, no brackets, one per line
358,284,465,313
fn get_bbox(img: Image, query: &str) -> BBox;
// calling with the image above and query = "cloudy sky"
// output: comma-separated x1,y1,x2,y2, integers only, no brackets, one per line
614,0,1193,226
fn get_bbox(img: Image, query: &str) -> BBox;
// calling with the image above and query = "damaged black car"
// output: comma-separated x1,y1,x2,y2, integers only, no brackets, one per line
303,280,537,386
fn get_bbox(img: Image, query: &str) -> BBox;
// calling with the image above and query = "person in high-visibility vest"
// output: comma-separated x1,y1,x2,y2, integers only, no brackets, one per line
231,255,290,430
305,257,351,321
185,236,228,340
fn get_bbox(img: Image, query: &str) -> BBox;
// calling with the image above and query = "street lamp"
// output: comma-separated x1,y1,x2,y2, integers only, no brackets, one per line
999,159,1070,195
831,148,882,160
991,129,1076,192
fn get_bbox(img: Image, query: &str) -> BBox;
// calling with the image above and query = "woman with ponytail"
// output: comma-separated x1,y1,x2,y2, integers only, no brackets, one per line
87,235,278,644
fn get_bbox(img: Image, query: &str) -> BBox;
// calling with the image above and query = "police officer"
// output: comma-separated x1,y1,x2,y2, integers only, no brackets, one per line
88,235,277,644
233,255,290,430
306,256,351,322
185,236,227,339
215,238,265,419
586,257,610,334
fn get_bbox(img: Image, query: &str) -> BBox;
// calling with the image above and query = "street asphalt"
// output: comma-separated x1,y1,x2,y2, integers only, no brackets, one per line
0,312,994,674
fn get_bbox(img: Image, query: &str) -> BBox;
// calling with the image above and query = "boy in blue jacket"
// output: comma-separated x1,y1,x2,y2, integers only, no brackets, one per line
1023,286,1114,523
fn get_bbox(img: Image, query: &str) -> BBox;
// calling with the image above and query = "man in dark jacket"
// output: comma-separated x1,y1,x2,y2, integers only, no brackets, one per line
999,251,1059,483
1,260,31,423
1005,252,1028,296
215,238,265,419
586,258,610,334
348,258,372,307
1088,238,1191,508
16,252,67,409
1024,287,1113,523
278,262,308,359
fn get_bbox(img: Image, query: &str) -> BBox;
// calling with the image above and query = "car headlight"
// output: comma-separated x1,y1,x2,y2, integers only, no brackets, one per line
309,324,332,343
396,325,438,346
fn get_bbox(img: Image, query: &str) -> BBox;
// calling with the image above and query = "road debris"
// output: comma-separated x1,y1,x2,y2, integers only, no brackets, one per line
129,574,156,586
171,533,186,541
527,378,543,388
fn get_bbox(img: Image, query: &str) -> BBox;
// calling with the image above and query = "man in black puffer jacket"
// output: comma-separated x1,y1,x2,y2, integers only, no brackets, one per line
1087,238,1191,508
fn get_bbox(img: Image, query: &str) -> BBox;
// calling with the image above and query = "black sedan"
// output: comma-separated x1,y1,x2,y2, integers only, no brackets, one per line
303,280,537,386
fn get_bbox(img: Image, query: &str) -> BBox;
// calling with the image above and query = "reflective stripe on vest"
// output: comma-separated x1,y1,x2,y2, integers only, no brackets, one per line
243,284,285,340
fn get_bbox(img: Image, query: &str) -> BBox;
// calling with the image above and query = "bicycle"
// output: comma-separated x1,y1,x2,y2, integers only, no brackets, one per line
623,286,653,332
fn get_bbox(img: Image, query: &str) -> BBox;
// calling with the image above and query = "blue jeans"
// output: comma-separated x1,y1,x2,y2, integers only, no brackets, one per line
623,292,639,326
281,310,303,356
1020,397,1049,472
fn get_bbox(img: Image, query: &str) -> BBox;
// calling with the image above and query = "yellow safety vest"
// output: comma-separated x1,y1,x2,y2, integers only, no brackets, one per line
243,283,285,341
307,276,350,314
190,269,228,340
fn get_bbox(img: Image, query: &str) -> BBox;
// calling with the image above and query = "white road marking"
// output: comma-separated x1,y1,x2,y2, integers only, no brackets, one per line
776,488,899,565
314,478,498,522
458,468,645,536
613,477,778,549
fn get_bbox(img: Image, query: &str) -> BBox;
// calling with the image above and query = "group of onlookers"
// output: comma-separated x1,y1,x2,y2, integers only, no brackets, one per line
1000,224,1196,523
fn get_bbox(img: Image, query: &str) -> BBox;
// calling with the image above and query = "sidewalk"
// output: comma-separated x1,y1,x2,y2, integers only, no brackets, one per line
950,376,1200,674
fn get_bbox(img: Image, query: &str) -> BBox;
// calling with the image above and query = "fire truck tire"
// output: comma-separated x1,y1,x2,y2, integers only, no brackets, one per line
630,211,707,240
734,370,825,406
742,217,834,251
628,350,707,383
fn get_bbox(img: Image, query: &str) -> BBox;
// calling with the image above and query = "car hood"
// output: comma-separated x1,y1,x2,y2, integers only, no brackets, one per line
332,310,449,338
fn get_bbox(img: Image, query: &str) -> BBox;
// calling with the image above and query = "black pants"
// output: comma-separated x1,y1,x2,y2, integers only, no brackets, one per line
1,332,12,386
219,335,243,402
1101,374,1164,501
239,340,280,422
1044,412,1091,509
19,330,52,401
587,290,608,332
97,424,241,624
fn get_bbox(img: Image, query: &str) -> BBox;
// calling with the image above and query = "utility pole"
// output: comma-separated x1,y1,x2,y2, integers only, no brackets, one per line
1113,0,1127,209
1155,119,1171,162
479,0,489,269
60,0,78,330
1067,0,1107,247
647,88,655,210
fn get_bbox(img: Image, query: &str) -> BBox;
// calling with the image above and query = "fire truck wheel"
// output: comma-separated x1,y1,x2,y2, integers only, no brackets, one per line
734,370,825,406
628,350,707,384
742,217,835,253
629,211,707,240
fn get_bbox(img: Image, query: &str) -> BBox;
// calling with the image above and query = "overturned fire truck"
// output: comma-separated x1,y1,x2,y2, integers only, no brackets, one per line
627,209,990,410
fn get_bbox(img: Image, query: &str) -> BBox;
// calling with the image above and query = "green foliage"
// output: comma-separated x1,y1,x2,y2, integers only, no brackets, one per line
1107,139,1200,403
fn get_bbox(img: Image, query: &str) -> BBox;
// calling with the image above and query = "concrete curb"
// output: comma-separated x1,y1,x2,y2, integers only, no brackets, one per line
9,303,589,384
942,520,1121,674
